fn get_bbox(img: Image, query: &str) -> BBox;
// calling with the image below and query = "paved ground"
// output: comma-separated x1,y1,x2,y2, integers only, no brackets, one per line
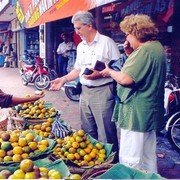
0,67,179,179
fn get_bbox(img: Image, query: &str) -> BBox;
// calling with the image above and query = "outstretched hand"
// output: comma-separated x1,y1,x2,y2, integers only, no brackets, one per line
31,93,45,101
49,78,65,91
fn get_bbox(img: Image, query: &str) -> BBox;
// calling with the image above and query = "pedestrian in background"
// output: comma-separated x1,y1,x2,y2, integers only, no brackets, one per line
56,32,76,77
100,14,166,173
50,11,120,162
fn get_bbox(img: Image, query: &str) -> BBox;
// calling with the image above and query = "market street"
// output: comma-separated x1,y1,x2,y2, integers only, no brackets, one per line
0,67,179,179
0,67,81,130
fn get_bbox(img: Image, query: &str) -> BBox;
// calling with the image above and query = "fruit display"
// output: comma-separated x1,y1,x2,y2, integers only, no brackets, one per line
0,158,81,179
0,158,82,179
12,159,63,179
28,117,54,138
14,100,57,119
0,129,56,163
53,130,111,167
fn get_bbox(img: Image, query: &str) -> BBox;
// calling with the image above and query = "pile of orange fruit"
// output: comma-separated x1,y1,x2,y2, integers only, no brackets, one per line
28,117,54,138
17,100,57,119
0,130,50,163
53,130,107,167
0,158,81,179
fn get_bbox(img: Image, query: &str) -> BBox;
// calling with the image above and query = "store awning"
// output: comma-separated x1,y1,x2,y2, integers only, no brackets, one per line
16,0,117,28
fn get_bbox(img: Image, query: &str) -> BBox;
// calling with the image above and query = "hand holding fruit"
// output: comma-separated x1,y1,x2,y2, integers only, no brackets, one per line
29,91,45,101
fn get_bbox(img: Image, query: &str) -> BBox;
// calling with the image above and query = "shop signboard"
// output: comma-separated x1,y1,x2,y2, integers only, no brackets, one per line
15,0,117,28
113,0,174,23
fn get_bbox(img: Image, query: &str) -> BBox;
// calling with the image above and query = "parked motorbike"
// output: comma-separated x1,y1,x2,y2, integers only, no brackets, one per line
62,50,80,102
64,78,80,102
20,52,58,90
163,73,180,152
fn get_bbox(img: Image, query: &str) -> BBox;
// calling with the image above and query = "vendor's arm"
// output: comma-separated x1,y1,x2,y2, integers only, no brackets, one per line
0,89,44,108
49,68,80,91
11,94,44,106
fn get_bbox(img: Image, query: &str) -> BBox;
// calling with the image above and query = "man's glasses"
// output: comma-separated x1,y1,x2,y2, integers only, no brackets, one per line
74,24,87,31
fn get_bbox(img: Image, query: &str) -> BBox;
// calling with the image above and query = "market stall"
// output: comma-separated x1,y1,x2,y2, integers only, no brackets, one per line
0,98,164,179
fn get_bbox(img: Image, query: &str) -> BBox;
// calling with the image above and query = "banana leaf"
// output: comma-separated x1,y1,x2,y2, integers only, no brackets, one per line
97,163,164,179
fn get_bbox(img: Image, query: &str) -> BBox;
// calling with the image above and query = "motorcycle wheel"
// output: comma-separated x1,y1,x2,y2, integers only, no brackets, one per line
167,113,180,152
21,75,28,86
65,86,80,102
34,74,50,90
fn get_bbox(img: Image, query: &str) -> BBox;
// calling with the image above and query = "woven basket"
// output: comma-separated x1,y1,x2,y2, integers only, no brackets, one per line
0,114,8,131
9,109,47,130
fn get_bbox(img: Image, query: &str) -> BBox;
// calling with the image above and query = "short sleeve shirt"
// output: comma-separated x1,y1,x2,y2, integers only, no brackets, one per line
113,41,166,132
0,89,12,108
74,32,120,86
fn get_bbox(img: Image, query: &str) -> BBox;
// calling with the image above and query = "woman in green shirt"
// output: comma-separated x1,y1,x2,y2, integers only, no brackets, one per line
100,14,166,173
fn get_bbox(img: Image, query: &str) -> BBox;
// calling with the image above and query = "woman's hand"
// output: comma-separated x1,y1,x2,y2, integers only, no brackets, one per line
99,64,113,77
124,41,133,56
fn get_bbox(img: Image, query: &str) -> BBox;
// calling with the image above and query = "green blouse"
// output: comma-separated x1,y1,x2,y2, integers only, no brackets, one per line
113,41,166,132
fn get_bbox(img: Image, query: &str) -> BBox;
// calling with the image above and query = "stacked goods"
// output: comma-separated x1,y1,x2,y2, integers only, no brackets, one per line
28,117,54,138
0,129,56,163
11,159,63,179
14,100,57,119
9,100,59,130
0,158,82,179
53,130,112,167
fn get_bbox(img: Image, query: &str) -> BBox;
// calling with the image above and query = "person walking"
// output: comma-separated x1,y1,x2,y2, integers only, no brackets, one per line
56,32,76,77
100,14,166,173
50,11,120,162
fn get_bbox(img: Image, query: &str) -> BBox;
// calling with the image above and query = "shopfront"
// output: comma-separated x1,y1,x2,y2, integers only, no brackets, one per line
15,0,179,75
96,0,180,75
97,0,174,42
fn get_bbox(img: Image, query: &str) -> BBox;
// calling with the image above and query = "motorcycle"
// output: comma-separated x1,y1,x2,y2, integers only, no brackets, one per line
20,52,58,90
163,74,180,152
63,79,80,102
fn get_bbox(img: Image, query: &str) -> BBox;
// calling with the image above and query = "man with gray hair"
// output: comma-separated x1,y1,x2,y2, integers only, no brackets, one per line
50,11,120,162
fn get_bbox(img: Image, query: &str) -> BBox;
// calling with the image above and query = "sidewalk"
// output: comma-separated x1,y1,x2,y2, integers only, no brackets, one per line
0,67,179,179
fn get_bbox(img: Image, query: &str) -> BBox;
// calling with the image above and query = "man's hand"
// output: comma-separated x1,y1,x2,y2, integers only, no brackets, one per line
83,70,103,80
49,77,66,91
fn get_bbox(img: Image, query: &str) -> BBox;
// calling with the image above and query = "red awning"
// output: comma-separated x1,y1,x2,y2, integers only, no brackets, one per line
16,0,117,28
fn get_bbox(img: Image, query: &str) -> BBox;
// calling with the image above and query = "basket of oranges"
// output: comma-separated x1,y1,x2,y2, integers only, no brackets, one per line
51,129,115,175
9,100,58,130
0,129,56,165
